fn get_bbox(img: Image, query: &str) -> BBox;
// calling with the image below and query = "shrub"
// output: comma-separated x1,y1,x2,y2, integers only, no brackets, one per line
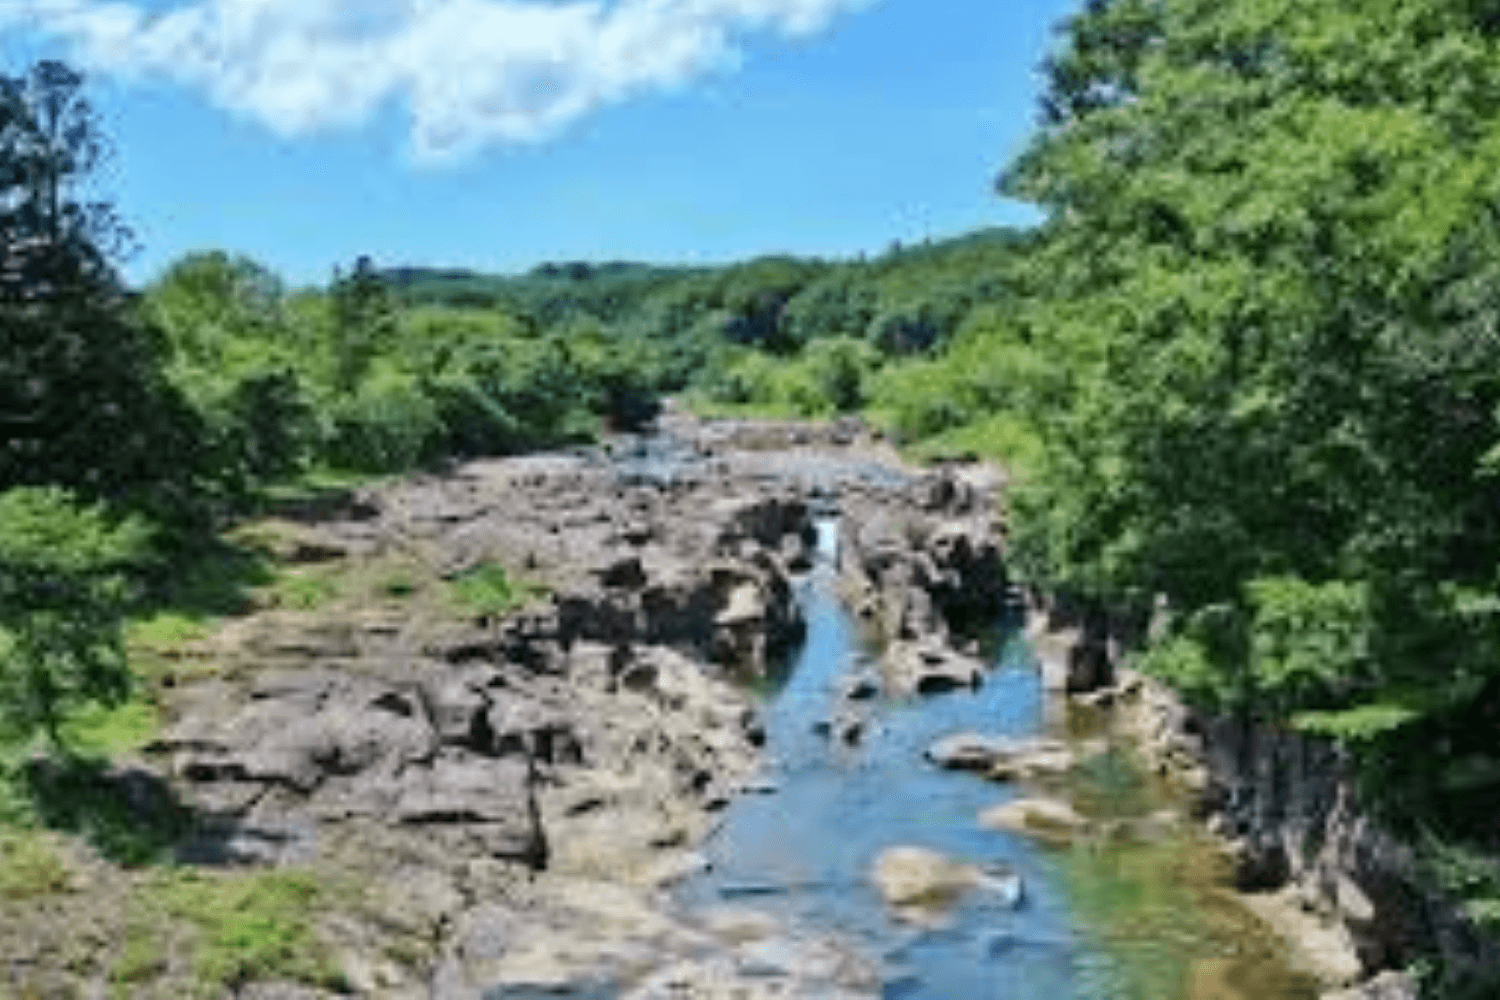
323,368,442,472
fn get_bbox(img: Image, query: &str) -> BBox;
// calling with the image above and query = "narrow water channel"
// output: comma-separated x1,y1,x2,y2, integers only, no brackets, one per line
672,517,1320,1000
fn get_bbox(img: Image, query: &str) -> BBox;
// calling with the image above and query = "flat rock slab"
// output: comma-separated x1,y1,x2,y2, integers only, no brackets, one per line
870,846,1023,925
1236,886,1365,989
978,797,1089,846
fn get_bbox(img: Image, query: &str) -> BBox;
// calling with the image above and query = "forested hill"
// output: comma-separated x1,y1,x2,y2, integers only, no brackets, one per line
375,226,1031,362
112,225,1033,492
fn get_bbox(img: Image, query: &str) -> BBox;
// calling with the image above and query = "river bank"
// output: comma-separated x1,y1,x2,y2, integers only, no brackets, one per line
1025,599,1500,1000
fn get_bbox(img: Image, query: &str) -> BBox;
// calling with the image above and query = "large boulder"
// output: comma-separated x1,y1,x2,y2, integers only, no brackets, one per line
882,639,984,697
555,546,804,675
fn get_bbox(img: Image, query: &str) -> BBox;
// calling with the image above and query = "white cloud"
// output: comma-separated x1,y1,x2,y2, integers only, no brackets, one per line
0,0,876,162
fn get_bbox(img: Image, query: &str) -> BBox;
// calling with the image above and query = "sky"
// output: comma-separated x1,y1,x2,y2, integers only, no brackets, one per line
0,0,1082,289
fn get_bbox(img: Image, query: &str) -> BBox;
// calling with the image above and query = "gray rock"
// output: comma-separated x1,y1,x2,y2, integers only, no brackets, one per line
840,672,880,701
871,846,992,922
596,554,648,589
1320,971,1418,1000
883,640,984,697
422,677,489,747
924,733,1016,771
812,711,866,745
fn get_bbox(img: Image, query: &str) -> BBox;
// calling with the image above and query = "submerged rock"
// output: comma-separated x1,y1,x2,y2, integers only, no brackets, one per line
921,730,1083,782
871,846,1024,925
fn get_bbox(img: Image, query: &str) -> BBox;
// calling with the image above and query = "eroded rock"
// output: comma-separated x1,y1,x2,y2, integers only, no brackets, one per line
882,639,985,697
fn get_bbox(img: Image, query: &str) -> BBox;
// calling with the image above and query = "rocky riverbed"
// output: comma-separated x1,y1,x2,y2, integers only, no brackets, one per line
10,408,1455,1000
2,410,1012,999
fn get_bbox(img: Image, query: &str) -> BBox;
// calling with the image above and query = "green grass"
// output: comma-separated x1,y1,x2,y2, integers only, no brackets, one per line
263,567,343,610
122,535,275,690
0,829,70,899
378,570,418,598
247,465,388,519
115,868,347,996
446,562,546,617
110,922,168,996
58,699,160,757
127,611,213,651
283,465,385,493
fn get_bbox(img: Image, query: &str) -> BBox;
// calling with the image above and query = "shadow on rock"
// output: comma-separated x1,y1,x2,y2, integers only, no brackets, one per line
8,754,193,866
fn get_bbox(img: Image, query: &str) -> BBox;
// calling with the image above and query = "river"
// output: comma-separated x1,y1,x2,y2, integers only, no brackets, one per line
672,516,1321,1000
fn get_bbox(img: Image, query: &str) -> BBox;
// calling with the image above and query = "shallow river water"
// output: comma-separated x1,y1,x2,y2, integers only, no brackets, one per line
672,519,1321,1000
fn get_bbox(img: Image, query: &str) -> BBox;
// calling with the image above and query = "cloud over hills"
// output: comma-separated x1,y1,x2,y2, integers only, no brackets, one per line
0,0,876,162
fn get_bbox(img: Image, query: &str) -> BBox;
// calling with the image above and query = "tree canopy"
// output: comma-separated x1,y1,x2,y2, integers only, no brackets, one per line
857,0,1500,859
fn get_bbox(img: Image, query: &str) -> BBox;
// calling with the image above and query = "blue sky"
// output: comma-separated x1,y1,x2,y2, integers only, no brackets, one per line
0,0,1081,289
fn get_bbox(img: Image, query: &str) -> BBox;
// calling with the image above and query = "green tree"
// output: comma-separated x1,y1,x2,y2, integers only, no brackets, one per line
328,255,397,393
0,487,146,747
145,251,317,493
0,59,206,514
971,0,1500,846
0,59,133,298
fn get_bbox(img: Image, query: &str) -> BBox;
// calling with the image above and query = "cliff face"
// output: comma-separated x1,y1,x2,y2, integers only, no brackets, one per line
1111,666,1500,997
1022,587,1498,998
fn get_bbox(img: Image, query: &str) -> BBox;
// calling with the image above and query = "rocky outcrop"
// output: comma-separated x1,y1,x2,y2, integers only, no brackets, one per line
835,465,1010,698
1022,590,1159,695
840,469,1007,642
343,463,814,675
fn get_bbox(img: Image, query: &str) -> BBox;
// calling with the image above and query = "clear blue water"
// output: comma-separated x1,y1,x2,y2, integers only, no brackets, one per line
672,522,1115,999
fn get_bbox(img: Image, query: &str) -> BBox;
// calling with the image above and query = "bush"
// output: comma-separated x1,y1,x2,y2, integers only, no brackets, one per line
447,563,544,618
323,368,442,472
802,336,881,413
